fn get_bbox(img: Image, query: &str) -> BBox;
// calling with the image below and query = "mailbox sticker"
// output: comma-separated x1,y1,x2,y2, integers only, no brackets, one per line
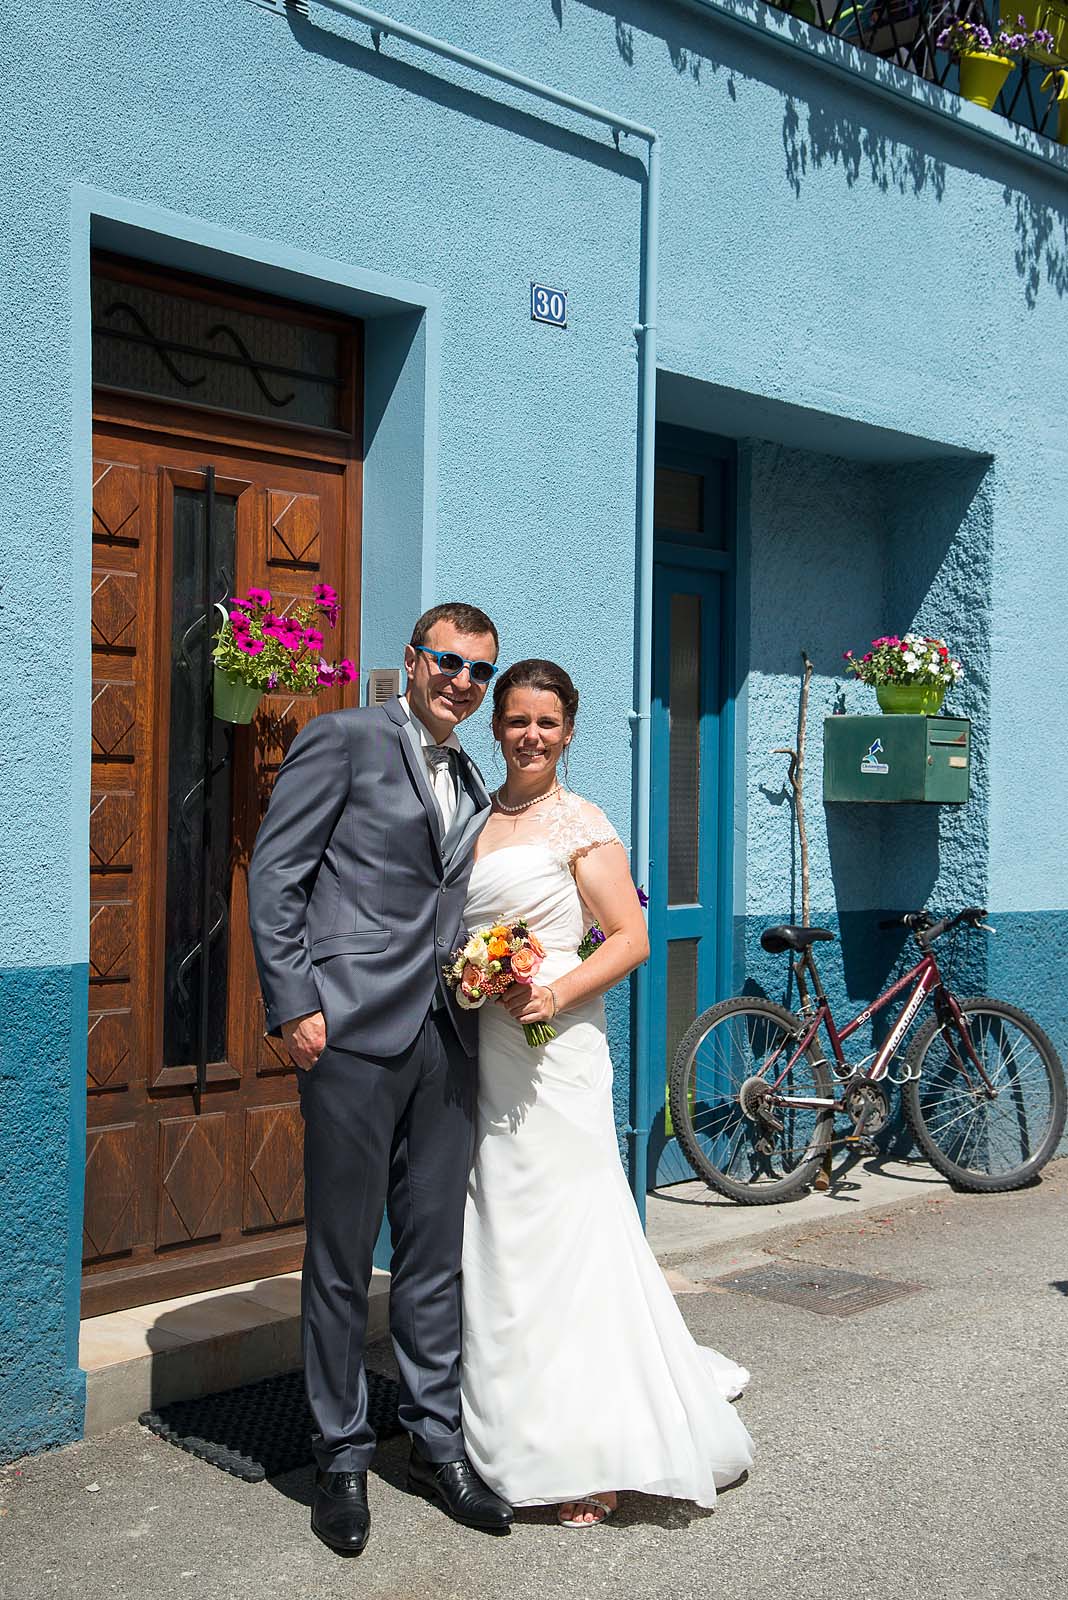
861,738,889,776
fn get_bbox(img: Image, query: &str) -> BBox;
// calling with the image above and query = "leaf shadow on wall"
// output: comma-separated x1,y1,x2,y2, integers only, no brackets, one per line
1002,184,1068,307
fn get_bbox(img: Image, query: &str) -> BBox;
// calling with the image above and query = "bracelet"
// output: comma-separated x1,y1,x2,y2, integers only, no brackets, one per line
546,985,558,1019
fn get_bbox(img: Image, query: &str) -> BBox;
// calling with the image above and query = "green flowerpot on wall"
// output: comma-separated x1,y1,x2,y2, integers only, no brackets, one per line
958,51,1014,111
876,682,947,716
213,667,263,724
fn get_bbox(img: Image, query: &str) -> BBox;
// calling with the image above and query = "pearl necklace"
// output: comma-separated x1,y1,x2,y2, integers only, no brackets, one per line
494,781,562,815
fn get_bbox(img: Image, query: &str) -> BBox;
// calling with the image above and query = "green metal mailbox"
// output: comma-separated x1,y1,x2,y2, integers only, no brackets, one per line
823,715,971,803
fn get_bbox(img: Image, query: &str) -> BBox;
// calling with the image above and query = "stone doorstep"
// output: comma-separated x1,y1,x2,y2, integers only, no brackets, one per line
80,1269,391,1437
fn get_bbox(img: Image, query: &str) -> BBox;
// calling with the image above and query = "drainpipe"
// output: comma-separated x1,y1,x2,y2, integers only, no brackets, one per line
254,0,659,1221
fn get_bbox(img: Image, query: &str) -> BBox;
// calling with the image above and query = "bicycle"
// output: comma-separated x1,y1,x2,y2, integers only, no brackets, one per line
668,906,1067,1205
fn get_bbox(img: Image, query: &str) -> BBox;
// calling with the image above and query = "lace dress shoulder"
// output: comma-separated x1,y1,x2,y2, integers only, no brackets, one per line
541,789,623,873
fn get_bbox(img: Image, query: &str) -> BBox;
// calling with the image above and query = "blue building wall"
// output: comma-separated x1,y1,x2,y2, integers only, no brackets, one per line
2,0,1066,1456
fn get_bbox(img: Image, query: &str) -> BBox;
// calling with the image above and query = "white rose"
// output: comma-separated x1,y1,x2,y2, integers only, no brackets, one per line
462,936,484,963
454,986,486,1010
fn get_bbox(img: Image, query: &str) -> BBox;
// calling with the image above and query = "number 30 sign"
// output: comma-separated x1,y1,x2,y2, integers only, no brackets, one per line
530,283,568,328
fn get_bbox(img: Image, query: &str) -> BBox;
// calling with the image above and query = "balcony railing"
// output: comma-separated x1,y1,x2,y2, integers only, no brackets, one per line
777,0,1068,142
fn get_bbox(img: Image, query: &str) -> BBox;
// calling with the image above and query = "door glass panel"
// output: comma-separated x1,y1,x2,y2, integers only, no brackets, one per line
655,467,702,534
666,938,699,1082
163,487,237,1068
91,274,343,428
668,591,701,904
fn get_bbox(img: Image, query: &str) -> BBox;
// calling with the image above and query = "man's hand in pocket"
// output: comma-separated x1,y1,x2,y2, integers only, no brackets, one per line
282,1011,327,1071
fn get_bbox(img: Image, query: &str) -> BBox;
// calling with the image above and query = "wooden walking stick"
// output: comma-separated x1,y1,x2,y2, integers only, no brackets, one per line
773,653,832,1188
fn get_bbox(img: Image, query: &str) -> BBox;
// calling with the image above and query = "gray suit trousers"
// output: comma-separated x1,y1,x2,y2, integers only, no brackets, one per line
298,1008,476,1471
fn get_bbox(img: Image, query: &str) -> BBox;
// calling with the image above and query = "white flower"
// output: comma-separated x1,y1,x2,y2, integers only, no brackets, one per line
462,936,485,964
454,987,486,1011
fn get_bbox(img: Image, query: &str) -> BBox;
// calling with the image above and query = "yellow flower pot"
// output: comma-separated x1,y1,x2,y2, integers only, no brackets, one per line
958,51,1014,110
1042,67,1068,140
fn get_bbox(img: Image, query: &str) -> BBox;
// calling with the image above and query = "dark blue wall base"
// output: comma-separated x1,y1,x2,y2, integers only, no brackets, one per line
0,964,87,1463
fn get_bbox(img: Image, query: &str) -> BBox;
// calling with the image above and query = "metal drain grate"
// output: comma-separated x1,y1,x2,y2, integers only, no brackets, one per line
716,1261,923,1317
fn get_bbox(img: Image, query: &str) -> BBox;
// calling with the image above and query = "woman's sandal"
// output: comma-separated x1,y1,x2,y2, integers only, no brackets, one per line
557,1494,616,1529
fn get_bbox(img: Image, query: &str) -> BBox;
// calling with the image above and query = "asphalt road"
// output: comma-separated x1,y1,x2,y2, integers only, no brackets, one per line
3,1160,1066,1600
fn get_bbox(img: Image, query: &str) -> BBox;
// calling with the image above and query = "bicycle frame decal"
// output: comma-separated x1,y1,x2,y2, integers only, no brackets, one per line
768,954,943,1107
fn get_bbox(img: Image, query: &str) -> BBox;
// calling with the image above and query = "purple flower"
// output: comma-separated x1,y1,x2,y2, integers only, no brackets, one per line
335,658,357,684
246,587,272,609
637,886,649,907
316,663,336,687
236,635,264,656
266,672,279,691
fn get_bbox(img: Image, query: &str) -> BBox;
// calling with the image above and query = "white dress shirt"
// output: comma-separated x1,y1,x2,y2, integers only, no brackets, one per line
398,694,461,833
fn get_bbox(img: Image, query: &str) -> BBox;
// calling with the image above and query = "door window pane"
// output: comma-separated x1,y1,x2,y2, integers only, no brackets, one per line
666,939,699,1082
163,487,237,1068
655,467,702,534
92,274,343,428
668,591,701,904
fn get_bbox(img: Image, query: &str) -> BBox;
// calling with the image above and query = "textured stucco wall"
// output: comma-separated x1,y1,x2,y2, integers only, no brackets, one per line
4,0,1068,1454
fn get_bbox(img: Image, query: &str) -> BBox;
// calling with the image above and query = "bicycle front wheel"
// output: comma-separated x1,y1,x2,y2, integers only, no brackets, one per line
903,997,1066,1191
668,997,834,1205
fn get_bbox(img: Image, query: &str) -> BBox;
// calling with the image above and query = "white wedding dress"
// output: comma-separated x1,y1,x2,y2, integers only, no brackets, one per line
460,790,754,1508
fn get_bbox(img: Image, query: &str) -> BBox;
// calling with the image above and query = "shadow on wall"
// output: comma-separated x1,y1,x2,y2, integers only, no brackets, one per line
744,443,992,998
555,1,1068,302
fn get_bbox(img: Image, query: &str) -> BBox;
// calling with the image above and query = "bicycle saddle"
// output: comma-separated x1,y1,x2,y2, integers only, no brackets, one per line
760,924,836,955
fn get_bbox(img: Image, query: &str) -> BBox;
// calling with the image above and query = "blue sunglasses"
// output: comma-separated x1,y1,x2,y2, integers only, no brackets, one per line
416,645,498,685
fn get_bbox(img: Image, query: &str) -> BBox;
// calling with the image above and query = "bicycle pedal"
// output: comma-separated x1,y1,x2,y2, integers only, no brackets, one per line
844,1135,879,1157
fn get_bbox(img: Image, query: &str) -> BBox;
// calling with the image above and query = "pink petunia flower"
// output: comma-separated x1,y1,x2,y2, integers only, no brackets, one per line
303,628,325,652
246,587,272,609
229,610,250,629
335,659,356,683
236,635,265,656
316,663,336,687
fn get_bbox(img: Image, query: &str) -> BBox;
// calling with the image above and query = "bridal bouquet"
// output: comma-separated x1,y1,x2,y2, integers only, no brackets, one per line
443,921,556,1048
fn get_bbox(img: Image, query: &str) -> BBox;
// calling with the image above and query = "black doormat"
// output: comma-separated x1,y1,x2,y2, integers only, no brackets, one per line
139,1367,401,1482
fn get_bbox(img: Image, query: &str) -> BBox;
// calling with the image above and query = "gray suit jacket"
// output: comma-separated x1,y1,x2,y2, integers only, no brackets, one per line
247,696,492,1058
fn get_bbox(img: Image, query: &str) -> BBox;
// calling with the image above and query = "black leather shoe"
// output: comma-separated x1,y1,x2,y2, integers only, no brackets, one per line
407,1442,514,1532
311,1469,371,1554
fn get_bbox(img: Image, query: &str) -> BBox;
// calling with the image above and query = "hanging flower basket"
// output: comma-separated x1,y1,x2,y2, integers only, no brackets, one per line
213,667,265,724
211,582,356,724
843,633,964,716
937,16,1055,109
958,50,1015,109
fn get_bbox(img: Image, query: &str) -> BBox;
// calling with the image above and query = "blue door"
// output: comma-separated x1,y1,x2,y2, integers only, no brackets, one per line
646,431,736,1187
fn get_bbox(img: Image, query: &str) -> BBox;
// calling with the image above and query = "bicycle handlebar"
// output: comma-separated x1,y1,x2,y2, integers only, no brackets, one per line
878,906,989,939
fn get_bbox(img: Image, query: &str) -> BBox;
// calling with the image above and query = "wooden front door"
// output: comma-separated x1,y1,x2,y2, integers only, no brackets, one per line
83,259,361,1315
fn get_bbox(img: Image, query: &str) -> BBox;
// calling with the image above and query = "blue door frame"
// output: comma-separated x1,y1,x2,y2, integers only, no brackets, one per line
641,429,736,1190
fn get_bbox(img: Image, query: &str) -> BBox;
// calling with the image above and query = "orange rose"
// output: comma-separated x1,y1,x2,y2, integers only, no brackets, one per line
487,936,509,962
509,946,540,983
526,932,546,959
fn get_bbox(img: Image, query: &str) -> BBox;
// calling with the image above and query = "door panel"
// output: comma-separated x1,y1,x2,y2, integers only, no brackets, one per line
83,427,359,1315
646,433,735,1189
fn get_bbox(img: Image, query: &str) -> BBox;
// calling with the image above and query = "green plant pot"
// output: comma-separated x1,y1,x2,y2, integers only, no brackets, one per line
958,52,1014,111
875,682,947,716
213,667,263,724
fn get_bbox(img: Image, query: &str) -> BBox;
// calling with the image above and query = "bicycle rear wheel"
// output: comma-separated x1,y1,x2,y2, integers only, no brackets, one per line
903,997,1066,1191
668,997,834,1205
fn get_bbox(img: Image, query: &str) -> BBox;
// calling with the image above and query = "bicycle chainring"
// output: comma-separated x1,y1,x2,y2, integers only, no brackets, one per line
843,1080,891,1134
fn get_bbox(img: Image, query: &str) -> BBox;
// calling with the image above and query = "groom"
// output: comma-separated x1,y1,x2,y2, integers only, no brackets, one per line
248,602,511,1554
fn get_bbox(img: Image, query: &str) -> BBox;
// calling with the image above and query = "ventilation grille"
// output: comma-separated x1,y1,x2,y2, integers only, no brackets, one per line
367,668,402,706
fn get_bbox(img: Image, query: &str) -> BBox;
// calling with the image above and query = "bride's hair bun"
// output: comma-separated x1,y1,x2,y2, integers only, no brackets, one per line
493,659,579,725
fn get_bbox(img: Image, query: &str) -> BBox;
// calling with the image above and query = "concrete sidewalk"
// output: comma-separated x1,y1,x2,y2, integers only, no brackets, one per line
7,1156,1065,1600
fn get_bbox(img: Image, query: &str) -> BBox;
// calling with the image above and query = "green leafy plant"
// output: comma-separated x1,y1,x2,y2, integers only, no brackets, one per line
213,582,356,695
843,633,964,689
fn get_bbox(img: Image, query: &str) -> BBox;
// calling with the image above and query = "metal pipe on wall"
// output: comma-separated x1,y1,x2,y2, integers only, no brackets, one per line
254,0,661,1220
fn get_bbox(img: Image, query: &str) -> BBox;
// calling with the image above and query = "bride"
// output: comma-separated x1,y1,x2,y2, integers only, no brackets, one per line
460,658,754,1527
